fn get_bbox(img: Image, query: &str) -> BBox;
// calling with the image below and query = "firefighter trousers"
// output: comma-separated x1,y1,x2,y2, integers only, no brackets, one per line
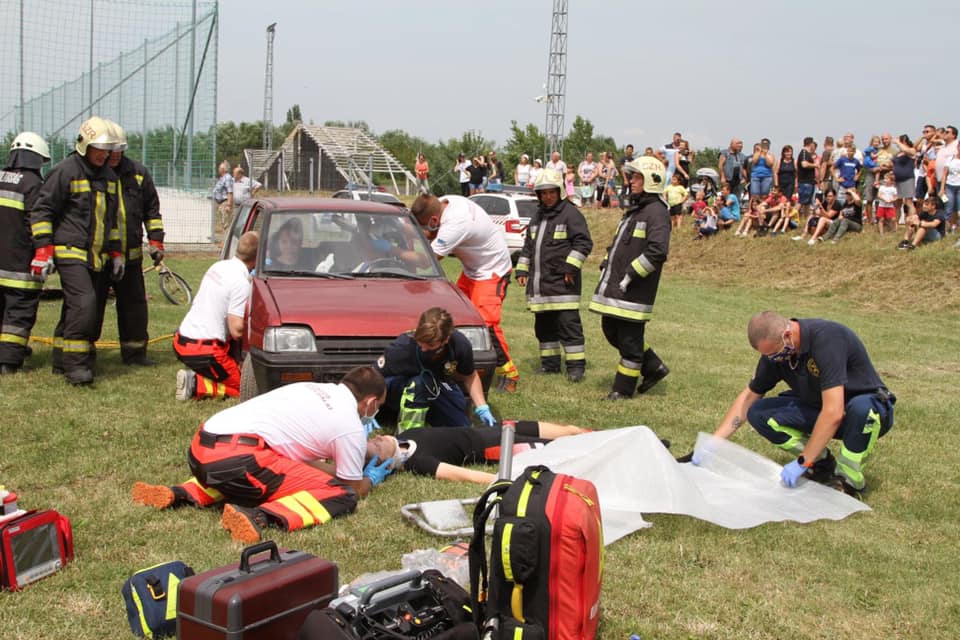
456,271,518,381
747,391,895,490
600,316,664,396
172,331,241,398
386,373,470,431
52,262,104,376
534,309,585,373
113,258,149,362
0,281,41,368
182,429,358,532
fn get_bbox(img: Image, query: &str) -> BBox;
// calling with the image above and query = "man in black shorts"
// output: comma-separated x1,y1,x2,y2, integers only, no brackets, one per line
366,421,587,484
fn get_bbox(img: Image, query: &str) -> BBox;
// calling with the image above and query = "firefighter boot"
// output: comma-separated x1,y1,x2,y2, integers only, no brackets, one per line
566,363,585,383
637,348,669,394
537,355,562,374
605,370,638,400
64,368,94,386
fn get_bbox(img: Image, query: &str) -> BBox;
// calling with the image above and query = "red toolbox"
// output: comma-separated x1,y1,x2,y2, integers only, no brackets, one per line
176,541,337,639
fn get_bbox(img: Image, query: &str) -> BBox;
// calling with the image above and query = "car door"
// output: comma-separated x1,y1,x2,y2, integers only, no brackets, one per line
221,202,259,259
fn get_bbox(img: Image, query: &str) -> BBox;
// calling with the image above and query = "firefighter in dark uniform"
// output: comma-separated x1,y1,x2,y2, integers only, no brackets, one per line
29,116,122,385
374,307,497,432
589,157,671,400
515,169,593,382
103,121,165,366
0,133,50,374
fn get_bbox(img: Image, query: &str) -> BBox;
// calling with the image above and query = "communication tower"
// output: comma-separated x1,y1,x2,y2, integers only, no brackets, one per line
544,0,568,158
262,22,276,149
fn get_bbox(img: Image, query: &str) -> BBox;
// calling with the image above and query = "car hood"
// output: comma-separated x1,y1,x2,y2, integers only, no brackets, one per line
261,277,485,335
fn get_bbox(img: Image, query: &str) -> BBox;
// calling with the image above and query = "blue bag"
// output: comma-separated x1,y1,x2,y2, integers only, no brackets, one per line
121,560,194,638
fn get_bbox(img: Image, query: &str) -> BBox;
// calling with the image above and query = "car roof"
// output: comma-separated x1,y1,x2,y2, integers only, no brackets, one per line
253,196,407,214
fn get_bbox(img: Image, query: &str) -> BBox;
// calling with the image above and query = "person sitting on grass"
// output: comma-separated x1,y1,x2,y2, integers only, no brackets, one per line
758,185,788,233
366,420,590,485
804,189,843,245
897,196,945,250
734,197,762,237
695,206,719,240
689,189,708,224
770,195,801,237
819,188,864,243
717,183,741,230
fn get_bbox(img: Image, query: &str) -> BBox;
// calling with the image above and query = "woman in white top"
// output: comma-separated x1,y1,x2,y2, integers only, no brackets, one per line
938,151,960,233
527,159,543,187
514,154,532,186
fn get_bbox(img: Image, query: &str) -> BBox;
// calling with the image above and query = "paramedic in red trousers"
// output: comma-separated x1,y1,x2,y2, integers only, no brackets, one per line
29,116,122,386
588,157,671,400
132,366,394,543
686,311,895,498
407,193,519,393
515,169,593,382
173,231,259,400
100,121,165,366
0,133,50,374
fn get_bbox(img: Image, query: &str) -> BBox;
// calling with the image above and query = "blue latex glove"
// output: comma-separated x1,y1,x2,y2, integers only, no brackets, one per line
361,416,382,436
780,459,807,488
363,455,394,486
691,438,720,466
474,404,496,427
372,238,393,253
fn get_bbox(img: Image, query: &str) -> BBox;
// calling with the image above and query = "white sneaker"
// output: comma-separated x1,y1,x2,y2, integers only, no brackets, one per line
807,239,816,246
176,369,197,401
792,235,804,241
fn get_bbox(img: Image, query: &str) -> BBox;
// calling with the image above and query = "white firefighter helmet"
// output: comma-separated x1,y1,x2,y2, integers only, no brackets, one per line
75,116,116,155
10,132,50,161
107,120,128,152
622,157,667,194
533,168,565,197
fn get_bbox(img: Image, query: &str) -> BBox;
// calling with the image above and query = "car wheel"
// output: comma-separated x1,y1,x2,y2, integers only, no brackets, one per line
239,355,259,402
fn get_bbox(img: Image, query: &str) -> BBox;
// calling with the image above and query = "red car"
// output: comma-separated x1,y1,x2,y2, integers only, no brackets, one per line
221,197,497,400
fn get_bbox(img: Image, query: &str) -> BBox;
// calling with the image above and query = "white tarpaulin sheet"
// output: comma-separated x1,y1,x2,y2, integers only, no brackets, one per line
510,426,871,546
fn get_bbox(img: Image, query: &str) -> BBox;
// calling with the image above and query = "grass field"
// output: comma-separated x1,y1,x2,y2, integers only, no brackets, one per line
1,211,958,639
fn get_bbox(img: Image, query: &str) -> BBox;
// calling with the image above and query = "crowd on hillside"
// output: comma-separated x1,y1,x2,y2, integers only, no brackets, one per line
432,126,960,251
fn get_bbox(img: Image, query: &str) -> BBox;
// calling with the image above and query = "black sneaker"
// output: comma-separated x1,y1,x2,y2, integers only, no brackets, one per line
637,363,669,394
803,450,837,484
221,504,269,543
896,240,910,249
828,474,866,500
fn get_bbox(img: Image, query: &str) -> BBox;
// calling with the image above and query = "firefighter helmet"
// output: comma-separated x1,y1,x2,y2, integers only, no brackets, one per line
75,116,116,155
533,168,565,196
10,132,50,161
622,157,667,194
107,120,128,152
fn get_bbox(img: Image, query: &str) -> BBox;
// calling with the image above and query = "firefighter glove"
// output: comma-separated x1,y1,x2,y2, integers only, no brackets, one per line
30,246,55,281
618,273,632,293
148,240,165,264
110,253,126,282
363,455,394,487
780,459,806,488
474,404,496,427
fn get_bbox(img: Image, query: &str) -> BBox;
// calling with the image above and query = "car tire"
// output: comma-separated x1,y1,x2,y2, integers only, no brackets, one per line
239,355,259,402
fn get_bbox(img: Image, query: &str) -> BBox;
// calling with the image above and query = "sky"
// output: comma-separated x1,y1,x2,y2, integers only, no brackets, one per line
217,0,960,154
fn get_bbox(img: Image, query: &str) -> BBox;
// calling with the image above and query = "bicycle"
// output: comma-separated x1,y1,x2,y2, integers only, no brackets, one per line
143,257,193,305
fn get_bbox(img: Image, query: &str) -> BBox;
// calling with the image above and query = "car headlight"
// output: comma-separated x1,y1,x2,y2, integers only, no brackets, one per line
263,326,317,353
458,326,492,352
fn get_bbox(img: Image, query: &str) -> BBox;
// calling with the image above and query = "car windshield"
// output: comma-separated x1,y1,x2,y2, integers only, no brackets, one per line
515,200,538,217
260,210,441,278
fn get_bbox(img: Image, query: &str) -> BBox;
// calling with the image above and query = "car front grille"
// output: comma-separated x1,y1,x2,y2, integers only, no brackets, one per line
315,338,392,359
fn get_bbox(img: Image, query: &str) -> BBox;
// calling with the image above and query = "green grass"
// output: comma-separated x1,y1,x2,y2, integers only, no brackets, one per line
1,221,959,639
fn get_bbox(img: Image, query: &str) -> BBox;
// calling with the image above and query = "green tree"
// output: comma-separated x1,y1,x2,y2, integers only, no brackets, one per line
562,115,617,169
692,146,721,173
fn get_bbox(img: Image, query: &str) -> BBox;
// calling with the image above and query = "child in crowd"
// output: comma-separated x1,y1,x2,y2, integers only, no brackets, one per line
690,189,707,225
717,183,740,230
898,197,945,250
759,185,787,232
770,195,801,236
735,197,762,237
664,173,689,230
695,206,718,239
564,167,577,200
875,171,897,235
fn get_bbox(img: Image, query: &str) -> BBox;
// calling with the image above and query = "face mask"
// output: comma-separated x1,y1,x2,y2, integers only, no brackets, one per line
767,335,796,364
360,401,380,435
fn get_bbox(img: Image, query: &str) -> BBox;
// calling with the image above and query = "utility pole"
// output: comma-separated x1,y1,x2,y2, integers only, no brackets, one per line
544,0,568,159
262,22,276,149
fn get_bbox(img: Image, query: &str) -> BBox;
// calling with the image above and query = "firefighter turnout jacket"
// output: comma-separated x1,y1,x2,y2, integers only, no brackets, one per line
589,192,671,321
30,153,120,272
0,165,44,291
515,198,593,312
115,155,163,262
